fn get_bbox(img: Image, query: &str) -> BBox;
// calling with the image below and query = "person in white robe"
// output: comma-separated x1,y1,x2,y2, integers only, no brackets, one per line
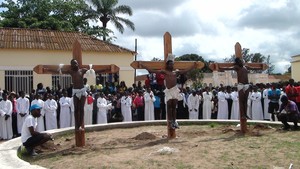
247,90,252,119
70,97,75,127
16,91,30,135
188,90,200,119
44,94,58,130
217,87,229,119
263,85,271,120
144,88,156,121
202,87,213,119
84,93,94,125
31,94,45,132
97,93,112,124
59,91,71,128
250,86,264,120
0,93,13,139
230,87,240,120
121,91,132,122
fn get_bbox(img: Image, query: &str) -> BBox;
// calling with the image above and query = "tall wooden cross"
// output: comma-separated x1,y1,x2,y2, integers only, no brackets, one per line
33,40,119,147
131,32,204,139
209,42,268,134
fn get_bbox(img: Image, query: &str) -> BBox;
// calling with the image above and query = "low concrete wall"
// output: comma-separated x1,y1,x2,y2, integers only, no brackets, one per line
0,120,283,169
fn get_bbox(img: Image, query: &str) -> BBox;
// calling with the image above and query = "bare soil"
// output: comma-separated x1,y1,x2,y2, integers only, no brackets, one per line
26,124,300,169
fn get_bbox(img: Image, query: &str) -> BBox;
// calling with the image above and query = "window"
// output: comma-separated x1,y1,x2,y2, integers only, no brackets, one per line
5,70,33,94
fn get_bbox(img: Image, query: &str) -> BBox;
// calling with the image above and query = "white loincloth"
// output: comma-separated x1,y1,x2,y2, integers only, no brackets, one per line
237,83,250,92
73,88,87,99
164,86,180,102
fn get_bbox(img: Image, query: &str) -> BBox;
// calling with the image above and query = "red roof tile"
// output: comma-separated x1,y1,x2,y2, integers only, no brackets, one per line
0,28,134,53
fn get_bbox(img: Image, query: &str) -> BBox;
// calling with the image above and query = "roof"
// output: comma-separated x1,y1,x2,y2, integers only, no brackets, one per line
0,28,135,53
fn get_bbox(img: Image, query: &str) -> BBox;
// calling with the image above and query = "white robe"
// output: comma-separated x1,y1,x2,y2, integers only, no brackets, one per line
121,96,132,122
0,100,13,139
230,91,239,120
263,88,270,120
217,91,229,119
250,91,264,120
31,99,45,132
44,99,58,130
97,97,111,124
70,97,75,127
16,97,30,134
144,92,155,121
59,96,71,128
202,92,212,119
188,94,200,119
84,97,93,125
247,92,252,118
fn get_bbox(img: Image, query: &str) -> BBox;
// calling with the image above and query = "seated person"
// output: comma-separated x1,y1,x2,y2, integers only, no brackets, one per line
21,104,53,156
277,95,300,130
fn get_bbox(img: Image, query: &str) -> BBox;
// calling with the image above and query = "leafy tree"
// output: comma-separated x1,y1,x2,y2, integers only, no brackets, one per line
0,0,91,31
88,0,135,41
175,54,210,89
223,48,274,73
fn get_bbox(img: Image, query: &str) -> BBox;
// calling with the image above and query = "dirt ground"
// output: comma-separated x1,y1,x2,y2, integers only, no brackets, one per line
26,124,300,169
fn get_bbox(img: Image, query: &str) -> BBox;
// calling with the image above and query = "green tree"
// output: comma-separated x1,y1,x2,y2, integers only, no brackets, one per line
88,0,135,41
175,54,210,89
0,0,90,31
223,48,274,73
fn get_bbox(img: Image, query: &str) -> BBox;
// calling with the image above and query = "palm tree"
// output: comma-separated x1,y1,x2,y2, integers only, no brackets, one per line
89,0,135,41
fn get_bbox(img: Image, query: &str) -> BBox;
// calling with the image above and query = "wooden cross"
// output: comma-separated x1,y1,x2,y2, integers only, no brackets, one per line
131,32,204,139
209,42,268,134
33,40,119,147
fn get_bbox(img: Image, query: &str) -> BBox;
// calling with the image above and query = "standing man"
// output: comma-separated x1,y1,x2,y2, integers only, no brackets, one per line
8,92,18,137
59,91,71,128
0,92,13,140
141,55,197,129
31,94,45,132
217,86,229,119
250,86,264,120
121,91,132,122
21,104,53,156
188,90,200,119
268,83,281,121
44,93,58,130
144,87,156,121
202,87,213,119
16,91,30,136
133,90,145,121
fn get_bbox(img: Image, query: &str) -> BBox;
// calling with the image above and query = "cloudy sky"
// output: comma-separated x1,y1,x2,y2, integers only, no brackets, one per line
0,0,298,74
112,0,299,74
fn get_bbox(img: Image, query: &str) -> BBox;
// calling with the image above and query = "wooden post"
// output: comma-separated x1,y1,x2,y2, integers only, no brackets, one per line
33,40,120,147
209,42,268,134
131,32,204,139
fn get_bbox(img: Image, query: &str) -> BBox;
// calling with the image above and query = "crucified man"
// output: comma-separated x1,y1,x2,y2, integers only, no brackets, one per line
141,58,197,129
218,58,261,120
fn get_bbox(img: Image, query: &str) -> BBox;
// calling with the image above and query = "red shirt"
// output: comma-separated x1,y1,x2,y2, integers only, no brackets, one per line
133,96,144,107
286,85,298,102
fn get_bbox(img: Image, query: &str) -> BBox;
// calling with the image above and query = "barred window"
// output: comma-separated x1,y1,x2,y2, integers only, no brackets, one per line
52,74,72,90
5,70,33,94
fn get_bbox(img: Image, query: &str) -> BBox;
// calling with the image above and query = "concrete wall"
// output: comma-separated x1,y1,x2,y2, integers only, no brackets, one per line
0,49,135,91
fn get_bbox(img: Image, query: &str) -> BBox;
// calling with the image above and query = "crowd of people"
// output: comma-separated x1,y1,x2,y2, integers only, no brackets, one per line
0,77,300,141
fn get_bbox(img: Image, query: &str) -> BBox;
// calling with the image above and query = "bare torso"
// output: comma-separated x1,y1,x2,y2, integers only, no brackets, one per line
70,69,87,89
235,66,249,84
163,70,177,89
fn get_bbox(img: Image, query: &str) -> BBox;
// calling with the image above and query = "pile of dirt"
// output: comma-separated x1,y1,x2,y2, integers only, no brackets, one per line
133,132,157,140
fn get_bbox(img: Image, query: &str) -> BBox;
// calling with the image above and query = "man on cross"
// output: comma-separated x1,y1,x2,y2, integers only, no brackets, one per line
141,54,197,129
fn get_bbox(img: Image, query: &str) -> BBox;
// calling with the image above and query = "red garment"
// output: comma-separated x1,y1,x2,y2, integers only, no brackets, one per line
156,73,165,86
145,78,150,88
87,95,94,105
286,84,298,102
296,86,300,103
133,96,144,107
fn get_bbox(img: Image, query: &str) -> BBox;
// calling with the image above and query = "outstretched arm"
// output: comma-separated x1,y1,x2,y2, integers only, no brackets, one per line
140,63,165,74
177,62,198,74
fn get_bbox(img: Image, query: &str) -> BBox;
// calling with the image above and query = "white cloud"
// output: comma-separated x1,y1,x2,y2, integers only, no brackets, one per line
114,0,299,74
